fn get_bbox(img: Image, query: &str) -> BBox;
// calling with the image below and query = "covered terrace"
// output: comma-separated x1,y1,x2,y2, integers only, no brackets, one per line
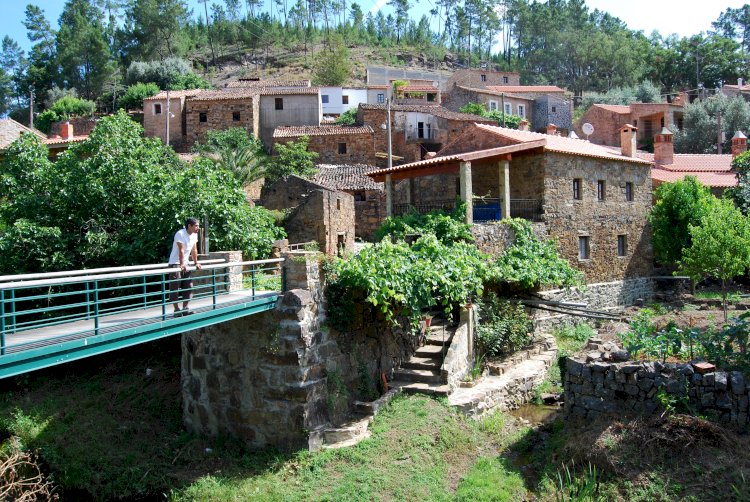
366,139,546,224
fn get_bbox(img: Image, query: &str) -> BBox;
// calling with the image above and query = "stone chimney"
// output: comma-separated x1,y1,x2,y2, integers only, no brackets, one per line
546,123,558,136
654,127,674,166
60,121,74,140
425,151,437,159
518,119,529,131
568,130,579,139
620,124,637,158
673,91,689,106
732,131,747,157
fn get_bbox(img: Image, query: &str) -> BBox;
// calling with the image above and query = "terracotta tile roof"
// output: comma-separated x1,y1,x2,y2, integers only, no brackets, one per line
228,79,311,88
0,118,47,149
652,168,737,188
474,124,651,165
593,104,631,114
454,85,534,101
367,85,389,89
313,164,383,191
486,85,565,93
188,89,257,101
636,152,734,172
359,104,493,122
401,85,439,92
44,135,89,146
273,125,374,138
144,89,204,101
258,87,320,96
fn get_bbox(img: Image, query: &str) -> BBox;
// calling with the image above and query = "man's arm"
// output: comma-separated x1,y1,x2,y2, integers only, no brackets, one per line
177,242,186,270
191,243,202,270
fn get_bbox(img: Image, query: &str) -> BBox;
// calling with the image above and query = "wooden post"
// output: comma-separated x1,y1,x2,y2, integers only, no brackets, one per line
499,159,510,219
459,161,472,224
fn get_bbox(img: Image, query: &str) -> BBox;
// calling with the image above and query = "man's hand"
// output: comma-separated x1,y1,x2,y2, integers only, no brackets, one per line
196,263,203,270
180,262,187,272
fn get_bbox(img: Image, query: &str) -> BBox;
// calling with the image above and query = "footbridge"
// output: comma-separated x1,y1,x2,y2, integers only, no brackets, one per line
0,257,285,379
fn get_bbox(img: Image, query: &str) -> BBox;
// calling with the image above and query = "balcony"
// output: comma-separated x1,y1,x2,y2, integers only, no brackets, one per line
405,127,441,143
393,198,543,222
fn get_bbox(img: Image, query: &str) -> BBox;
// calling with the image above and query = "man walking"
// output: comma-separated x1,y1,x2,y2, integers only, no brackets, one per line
168,217,203,316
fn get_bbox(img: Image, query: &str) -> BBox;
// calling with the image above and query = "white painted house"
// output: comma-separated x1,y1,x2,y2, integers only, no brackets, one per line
320,87,368,118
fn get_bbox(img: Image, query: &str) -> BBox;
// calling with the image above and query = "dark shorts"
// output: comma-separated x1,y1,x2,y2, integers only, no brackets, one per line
168,265,194,303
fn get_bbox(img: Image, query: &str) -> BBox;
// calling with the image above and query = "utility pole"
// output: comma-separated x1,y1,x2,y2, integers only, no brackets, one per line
500,93,506,127
386,92,393,171
165,89,170,147
717,111,722,154
29,87,34,128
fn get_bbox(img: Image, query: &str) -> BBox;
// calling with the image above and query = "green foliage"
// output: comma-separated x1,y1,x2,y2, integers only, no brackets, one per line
555,463,602,502
265,136,318,183
677,198,750,320
456,457,527,501
580,81,662,110
648,176,717,264
325,234,487,331
311,35,352,86
192,128,268,186
35,96,96,134
124,58,210,90
475,292,532,357
118,82,160,110
675,94,750,154
0,111,284,272
335,108,358,125
490,219,582,289
458,102,522,128
459,102,486,116
731,150,750,215
374,204,473,244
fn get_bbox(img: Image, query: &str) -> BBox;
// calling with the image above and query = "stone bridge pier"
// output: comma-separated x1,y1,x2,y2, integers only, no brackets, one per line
180,251,335,449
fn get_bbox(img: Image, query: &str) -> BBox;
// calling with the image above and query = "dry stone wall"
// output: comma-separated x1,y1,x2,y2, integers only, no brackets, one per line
565,356,750,431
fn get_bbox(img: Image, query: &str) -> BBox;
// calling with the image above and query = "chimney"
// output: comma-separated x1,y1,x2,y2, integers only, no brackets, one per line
61,121,74,140
568,130,579,139
654,127,674,166
619,124,637,158
425,151,437,159
519,119,530,131
546,123,558,135
732,131,747,157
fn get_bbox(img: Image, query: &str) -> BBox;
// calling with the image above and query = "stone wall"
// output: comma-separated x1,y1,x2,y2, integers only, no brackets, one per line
274,131,376,165
185,98,256,148
442,307,475,390
50,117,97,137
576,106,625,146
260,94,321,150
565,356,750,431
532,95,572,132
354,191,386,241
444,69,521,90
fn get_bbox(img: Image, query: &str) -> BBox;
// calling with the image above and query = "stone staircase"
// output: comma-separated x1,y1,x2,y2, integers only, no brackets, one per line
391,317,454,397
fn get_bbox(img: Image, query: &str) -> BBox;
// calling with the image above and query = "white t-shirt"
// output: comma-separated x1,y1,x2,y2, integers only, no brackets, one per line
168,228,198,265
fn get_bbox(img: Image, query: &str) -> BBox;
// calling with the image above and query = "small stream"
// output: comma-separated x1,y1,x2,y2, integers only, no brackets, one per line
509,403,562,426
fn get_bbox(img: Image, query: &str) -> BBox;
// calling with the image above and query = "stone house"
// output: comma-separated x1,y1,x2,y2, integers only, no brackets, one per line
393,84,441,105
357,103,495,164
226,79,311,89
367,85,389,105
367,123,654,285
143,89,203,150
272,125,376,165
184,88,260,147
258,88,322,150
442,84,571,132
0,118,47,156
577,98,686,148
260,175,355,255
44,122,89,159
721,78,750,101
444,69,521,89
320,87,369,119
312,164,385,240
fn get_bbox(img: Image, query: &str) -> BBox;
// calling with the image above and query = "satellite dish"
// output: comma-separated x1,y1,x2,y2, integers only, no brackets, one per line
582,123,594,136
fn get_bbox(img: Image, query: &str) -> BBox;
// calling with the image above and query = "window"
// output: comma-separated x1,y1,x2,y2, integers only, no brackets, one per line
597,180,606,201
338,142,347,154
342,95,349,104
502,76,509,83
232,111,241,121
336,198,341,210
480,74,487,82
617,235,627,257
153,103,162,115
573,178,582,200
322,94,329,104
625,182,634,202
418,122,425,139
489,101,498,111
517,104,526,118
551,106,557,113
199,112,207,123
504,102,512,115
275,98,283,110
377,93,385,103
579,236,590,260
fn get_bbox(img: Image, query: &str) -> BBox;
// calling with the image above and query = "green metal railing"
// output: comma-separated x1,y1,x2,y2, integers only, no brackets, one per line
0,258,286,378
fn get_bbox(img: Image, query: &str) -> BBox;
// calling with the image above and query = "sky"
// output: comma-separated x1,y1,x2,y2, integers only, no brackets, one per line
2,0,749,53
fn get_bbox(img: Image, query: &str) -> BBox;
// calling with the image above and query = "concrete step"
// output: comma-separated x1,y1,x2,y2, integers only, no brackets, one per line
401,356,442,371
308,414,373,451
394,381,451,397
393,368,444,384
425,332,453,346
414,344,446,358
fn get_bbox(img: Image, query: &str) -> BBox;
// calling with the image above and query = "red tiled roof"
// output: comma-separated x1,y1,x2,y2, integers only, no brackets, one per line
44,135,89,146
359,104,492,122
486,85,565,93
401,85,439,92
636,152,734,172
454,85,534,101
313,164,383,191
273,125,374,138
474,124,651,165
258,87,320,96
188,89,257,101
144,89,203,100
593,104,631,114
652,169,737,187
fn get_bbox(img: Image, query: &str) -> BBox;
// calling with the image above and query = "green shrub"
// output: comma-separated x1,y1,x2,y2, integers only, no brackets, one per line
374,204,473,244
476,292,532,357
35,96,96,134
118,82,160,110
335,108,357,125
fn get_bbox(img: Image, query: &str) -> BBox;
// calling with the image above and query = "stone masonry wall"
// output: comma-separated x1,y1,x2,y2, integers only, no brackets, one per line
274,132,376,165
354,191,386,241
565,357,750,431
185,98,256,147
442,307,475,390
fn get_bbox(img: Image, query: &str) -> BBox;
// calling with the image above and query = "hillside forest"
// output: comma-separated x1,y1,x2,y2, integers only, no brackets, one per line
2,0,750,122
